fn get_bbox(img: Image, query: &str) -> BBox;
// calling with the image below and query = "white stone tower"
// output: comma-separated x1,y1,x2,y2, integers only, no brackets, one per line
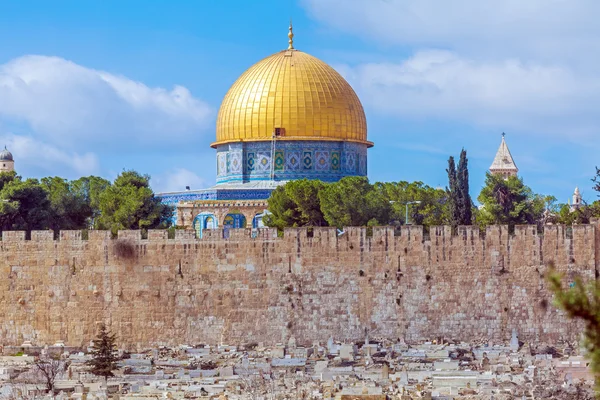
571,187,582,211
490,133,518,178
0,146,14,172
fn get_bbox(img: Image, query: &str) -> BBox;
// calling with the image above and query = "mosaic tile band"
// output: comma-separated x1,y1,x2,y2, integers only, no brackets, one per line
216,140,368,184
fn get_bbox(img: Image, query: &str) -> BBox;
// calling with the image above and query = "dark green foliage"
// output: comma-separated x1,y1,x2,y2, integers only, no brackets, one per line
0,178,52,231
0,171,18,191
476,173,545,228
0,169,170,234
264,186,301,230
86,323,119,378
318,176,391,227
71,176,111,227
447,156,460,227
548,267,600,396
285,179,327,227
593,167,600,195
375,181,448,226
457,149,472,225
447,149,472,227
266,177,449,229
95,170,173,234
264,179,326,229
41,177,94,231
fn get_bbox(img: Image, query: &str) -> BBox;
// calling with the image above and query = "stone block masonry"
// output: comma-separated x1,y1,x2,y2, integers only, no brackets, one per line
0,224,596,350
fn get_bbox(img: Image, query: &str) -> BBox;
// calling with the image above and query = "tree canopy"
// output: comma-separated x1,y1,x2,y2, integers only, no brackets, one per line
86,323,119,378
476,173,546,228
264,179,326,230
265,177,449,229
95,170,172,234
0,170,171,234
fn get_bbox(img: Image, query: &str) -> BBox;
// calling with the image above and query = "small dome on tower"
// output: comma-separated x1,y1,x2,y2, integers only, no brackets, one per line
0,146,13,161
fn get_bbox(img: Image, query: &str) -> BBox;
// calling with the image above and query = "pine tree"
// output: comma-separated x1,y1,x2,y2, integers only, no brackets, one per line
86,323,119,378
446,156,460,227
548,266,600,396
457,149,472,225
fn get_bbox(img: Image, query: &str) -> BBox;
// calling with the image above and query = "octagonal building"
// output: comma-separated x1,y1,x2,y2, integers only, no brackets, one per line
159,25,373,235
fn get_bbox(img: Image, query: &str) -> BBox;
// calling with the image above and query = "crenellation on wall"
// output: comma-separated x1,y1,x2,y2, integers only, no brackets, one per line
147,229,168,240
2,231,25,241
31,230,54,241
88,230,110,241
59,230,82,241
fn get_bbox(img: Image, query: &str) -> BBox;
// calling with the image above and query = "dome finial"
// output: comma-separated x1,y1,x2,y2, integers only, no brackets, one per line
288,19,294,50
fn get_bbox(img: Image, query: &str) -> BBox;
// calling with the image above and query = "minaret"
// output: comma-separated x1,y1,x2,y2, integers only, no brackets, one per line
0,146,14,172
571,187,582,211
489,133,518,179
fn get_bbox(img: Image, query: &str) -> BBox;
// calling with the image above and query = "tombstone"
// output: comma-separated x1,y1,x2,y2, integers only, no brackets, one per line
242,354,249,370
220,366,234,377
288,336,297,350
382,363,389,380
400,365,409,385
510,329,519,352
327,337,334,354
339,344,354,361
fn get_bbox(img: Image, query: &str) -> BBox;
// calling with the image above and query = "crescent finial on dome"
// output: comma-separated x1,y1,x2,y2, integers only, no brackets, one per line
288,20,294,50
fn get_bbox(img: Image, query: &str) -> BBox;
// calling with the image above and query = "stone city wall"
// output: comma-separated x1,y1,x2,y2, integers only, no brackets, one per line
0,224,596,350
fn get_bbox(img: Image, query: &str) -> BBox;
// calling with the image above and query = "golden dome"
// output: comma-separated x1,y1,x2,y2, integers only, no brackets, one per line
213,48,371,148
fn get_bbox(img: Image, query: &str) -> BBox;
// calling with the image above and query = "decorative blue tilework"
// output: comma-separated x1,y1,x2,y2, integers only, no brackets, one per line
315,150,329,171
286,150,301,171
331,151,340,171
274,151,284,171
257,152,271,172
247,152,255,172
302,151,312,170
214,140,368,184
229,151,243,174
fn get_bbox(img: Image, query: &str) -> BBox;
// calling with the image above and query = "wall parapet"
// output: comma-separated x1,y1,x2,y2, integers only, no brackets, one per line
0,223,594,243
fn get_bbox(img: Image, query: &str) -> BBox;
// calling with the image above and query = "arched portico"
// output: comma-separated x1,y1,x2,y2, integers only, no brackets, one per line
192,212,218,238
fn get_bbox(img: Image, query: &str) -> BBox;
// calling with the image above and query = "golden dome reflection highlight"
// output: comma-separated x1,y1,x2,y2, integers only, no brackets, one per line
213,40,371,148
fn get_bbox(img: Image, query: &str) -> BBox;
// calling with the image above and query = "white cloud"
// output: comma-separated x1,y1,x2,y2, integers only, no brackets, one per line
339,50,600,136
152,168,206,193
0,133,99,176
302,0,600,61
0,55,213,149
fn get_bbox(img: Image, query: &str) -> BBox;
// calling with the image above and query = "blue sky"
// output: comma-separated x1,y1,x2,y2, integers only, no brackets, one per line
0,0,598,204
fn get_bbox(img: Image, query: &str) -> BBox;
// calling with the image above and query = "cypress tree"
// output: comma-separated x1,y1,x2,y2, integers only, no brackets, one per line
457,149,472,225
86,323,119,378
446,156,460,227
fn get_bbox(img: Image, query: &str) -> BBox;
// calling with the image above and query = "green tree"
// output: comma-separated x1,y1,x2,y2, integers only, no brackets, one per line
41,177,92,231
86,323,119,378
476,173,545,228
71,176,111,228
285,179,327,226
0,178,52,232
95,170,173,234
548,268,600,396
264,185,301,230
457,149,472,225
447,150,473,227
377,181,448,226
593,167,600,195
264,179,327,230
318,176,391,227
446,156,460,227
0,171,18,191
